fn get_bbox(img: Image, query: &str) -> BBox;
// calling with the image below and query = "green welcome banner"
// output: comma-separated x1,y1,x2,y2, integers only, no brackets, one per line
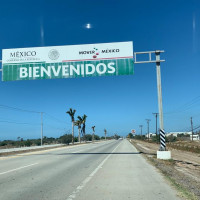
2,42,134,81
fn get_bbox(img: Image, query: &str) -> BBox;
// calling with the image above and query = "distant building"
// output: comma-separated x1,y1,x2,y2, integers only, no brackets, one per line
145,133,156,138
166,132,192,137
190,134,200,141
166,132,200,140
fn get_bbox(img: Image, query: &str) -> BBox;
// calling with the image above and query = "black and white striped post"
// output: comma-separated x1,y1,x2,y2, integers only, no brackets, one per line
159,129,166,150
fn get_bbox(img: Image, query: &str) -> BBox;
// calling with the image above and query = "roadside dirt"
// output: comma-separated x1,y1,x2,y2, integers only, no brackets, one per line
0,145,66,157
130,139,200,200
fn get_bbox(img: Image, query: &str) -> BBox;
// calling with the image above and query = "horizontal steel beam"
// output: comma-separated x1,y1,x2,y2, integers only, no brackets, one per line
134,50,165,64
134,50,164,54
135,60,165,64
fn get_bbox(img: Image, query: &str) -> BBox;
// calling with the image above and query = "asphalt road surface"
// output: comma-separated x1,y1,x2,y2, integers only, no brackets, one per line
0,139,181,200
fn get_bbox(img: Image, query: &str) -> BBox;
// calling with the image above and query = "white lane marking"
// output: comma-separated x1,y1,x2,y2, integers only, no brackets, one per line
66,142,121,200
0,163,39,175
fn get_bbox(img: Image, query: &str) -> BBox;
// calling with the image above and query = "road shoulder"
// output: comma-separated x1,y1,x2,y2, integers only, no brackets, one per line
130,139,200,200
70,139,181,200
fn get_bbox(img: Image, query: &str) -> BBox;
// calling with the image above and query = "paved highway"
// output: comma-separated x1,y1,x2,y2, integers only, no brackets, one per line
0,139,180,200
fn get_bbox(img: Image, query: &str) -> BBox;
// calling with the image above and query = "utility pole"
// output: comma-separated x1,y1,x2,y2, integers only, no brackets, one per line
92,126,95,143
191,117,193,141
146,119,151,141
155,51,165,150
139,125,143,136
41,112,43,146
153,113,159,136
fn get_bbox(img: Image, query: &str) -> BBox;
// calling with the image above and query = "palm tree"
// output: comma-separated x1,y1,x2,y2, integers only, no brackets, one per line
79,114,87,142
74,119,82,143
104,129,107,140
66,108,76,144
92,126,95,142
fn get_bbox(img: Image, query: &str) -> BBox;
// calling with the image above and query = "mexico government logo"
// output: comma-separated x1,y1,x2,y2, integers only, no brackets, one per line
48,49,60,60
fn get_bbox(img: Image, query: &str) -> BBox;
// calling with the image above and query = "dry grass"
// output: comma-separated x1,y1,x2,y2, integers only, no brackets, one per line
168,141,200,153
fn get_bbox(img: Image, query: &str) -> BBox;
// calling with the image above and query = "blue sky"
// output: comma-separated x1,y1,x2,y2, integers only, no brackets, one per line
0,0,200,140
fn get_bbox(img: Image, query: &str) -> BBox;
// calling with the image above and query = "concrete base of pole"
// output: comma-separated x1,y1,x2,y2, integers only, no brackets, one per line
157,151,171,160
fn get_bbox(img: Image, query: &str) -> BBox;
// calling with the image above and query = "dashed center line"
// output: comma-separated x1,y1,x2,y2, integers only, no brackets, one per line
66,142,121,200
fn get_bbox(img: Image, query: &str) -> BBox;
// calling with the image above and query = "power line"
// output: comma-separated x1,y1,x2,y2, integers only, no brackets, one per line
0,104,41,114
193,125,200,131
44,123,67,131
164,95,200,115
0,104,69,124
177,124,200,132
0,120,40,125
45,113,68,124
0,104,73,134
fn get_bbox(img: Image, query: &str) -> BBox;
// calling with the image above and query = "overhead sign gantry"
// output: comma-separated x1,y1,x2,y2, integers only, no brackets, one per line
1,41,170,158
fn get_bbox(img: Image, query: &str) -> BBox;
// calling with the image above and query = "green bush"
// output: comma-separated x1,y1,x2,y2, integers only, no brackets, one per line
94,135,100,140
85,134,92,141
24,140,32,147
59,134,72,145
134,135,146,140
0,141,7,146
33,139,41,146
166,135,177,142
74,137,78,142
127,133,134,138
151,135,160,142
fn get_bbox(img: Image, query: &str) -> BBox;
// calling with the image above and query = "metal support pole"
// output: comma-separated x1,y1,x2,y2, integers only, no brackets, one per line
139,125,143,136
156,51,165,151
41,112,43,146
72,121,74,145
191,117,193,141
146,119,151,140
153,113,158,136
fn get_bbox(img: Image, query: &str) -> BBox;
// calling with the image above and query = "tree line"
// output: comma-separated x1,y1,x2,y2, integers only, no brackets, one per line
0,108,121,147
